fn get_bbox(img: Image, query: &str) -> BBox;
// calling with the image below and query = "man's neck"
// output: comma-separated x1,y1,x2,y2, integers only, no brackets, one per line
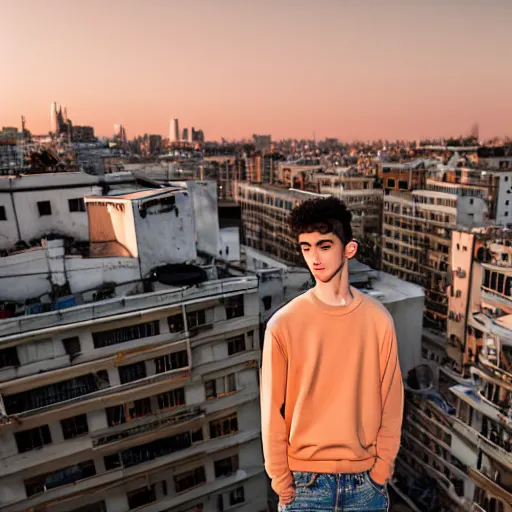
313,267,353,307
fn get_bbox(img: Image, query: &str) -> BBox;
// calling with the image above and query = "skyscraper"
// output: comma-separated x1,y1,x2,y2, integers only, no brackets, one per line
182,128,188,142
170,118,180,142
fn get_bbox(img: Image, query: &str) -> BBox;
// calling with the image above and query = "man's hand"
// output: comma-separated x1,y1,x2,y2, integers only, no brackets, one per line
279,488,296,505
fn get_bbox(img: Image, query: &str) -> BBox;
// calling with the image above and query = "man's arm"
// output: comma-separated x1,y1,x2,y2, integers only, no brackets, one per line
260,326,295,503
370,320,404,485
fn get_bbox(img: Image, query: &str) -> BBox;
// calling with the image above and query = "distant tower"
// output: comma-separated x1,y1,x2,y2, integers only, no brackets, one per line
470,123,479,141
170,118,180,142
50,102,59,134
189,127,195,143
182,128,189,142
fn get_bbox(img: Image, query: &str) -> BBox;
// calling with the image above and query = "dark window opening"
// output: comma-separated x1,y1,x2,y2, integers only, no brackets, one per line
37,201,52,216
229,486,245,506
15,425,52,453
157,387,185,410
386,179,396,188
174,466,206,493
68,198,86,212
167,313,185,333
117,429,200,469
0,346,19,368
68,501,107,512
92,320,160,349
154,350,188,373
214,454,239,478
25,460,96,496
225,295,244,319
4,373,108,414
262,296,272,311
398,180,408,190
61,414,89,439
209,414,238,439
62,336,81,358
187,309,207,329
227,335,246,356
119,361,147,384
0,205,6,221
205,373,236,400
127,485,156,510
104,453,122,471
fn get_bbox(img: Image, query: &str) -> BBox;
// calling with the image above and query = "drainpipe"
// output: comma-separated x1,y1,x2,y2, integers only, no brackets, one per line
9,178,22,242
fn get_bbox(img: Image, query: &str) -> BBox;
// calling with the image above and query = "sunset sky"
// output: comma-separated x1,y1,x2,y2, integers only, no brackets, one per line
2,0,511,141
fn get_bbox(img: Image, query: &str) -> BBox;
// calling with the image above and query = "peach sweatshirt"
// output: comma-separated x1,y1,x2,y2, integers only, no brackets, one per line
260,287,404,499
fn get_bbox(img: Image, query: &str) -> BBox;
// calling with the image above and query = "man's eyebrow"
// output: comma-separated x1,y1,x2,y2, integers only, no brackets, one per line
299,239,334,247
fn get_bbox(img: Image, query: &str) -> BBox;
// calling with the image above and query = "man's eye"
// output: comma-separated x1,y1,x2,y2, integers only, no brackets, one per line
320,246,331,250
302,247,309,252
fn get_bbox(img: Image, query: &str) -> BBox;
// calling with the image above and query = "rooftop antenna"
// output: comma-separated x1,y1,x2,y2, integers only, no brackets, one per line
18,115,26,173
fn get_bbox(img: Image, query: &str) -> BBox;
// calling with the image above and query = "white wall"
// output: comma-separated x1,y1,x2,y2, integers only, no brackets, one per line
456,196,488,228
0,242,140,302
496,172,512,225
133,191,197,276
173,181,221,258
219,227,240,261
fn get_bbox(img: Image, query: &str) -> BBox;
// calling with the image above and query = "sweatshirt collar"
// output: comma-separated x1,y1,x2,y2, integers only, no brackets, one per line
306,286,364,315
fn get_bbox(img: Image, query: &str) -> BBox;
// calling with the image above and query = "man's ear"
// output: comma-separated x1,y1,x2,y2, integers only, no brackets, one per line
345,239,358,259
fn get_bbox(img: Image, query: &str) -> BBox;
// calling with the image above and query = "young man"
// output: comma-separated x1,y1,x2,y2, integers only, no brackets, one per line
260,197,404,511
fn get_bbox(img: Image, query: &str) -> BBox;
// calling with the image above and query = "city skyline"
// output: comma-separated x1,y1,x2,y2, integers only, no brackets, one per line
2,0,512,141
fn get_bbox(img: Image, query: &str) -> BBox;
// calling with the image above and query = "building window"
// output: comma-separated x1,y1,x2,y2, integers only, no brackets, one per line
106,398,152,426
4,373,107,414
262,296,272,311
167,313,185,333
227,334,246,356
398,180,408,190
157,387,185,410
127,485,156,510
15,425,52,453
37,201,52,216
155,350,188,373
386,179,396,188
174,466,206,493
205,373,236,400
0,205,6,221
68,502,107,512
209,413,238,439
104,453,122,471
214,454,239,478
187,309,207,330
0,346,19,368
225,295,244,319
68,198,86,212
229,486,245,506
118,429,200,469
25,460,96,497
119,361,147,384
61,414,89,439
92,320,160,349
62,336,81,358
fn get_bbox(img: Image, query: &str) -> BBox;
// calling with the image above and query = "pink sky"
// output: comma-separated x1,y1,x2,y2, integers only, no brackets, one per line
2,0,511,141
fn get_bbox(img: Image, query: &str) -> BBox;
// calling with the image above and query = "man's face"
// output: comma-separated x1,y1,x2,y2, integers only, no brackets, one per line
298,231,347,283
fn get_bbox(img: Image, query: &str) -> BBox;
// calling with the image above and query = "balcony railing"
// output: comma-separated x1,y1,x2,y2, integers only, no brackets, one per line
92,406,204,448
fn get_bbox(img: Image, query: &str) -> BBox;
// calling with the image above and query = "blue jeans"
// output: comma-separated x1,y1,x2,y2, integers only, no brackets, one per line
278,471,389,512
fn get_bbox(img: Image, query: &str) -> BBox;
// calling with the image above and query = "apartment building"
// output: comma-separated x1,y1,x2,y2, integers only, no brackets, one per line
381,159,511,332
398,228,512,512
0,276,266,512
234,182,327,266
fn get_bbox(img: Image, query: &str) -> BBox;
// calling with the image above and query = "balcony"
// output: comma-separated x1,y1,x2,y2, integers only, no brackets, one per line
468,467,512,507
92,406,205,449
0,277,259,342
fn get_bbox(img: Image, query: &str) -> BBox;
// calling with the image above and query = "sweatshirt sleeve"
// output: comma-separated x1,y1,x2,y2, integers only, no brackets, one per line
370,319,404,485
260,326,295,500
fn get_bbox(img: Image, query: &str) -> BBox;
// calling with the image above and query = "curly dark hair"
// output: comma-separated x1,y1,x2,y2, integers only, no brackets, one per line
288,197,353,244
